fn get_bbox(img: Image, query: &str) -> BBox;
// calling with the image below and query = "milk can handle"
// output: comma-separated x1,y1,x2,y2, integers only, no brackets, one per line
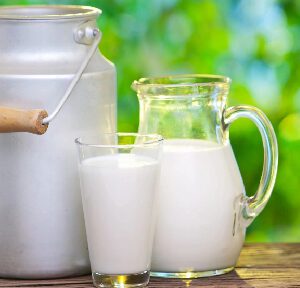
0,107,48,134
0,26,100,134
42,27,101,125
224,105,278,224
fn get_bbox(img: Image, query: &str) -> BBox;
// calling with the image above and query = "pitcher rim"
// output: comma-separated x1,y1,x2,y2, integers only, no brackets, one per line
132,74,231,90
0,5,101,20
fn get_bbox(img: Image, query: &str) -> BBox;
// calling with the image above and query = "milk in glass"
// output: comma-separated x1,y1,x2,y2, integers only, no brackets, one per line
79,154,158,274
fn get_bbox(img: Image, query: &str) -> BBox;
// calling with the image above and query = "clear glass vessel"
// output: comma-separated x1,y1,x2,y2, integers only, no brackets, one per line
132,74,278,278
76,133,163,287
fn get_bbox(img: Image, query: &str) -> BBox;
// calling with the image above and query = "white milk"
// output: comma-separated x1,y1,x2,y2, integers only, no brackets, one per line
79,154,159,274
151,139,246,273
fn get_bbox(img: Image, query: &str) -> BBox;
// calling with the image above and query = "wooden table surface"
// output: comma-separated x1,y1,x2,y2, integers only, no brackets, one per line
0,243,299,288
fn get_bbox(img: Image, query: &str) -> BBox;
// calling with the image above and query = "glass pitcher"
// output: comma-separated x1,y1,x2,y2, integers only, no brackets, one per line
132,74,278,278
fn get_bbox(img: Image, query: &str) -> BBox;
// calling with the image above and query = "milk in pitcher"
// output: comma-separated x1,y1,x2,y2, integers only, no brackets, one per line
151,139,246,273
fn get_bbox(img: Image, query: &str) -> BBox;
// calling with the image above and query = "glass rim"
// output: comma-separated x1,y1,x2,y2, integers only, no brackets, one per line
132,74,231,90
75,132,164,148
0,5,101,20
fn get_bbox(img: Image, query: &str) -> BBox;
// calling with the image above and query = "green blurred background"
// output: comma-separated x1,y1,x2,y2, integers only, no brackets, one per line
1,0,299,242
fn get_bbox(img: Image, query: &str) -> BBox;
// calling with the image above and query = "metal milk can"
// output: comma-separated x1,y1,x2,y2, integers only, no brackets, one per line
0,6,116,278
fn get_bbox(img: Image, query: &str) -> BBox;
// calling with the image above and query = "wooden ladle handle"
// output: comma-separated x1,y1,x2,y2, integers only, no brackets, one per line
0,107,48,135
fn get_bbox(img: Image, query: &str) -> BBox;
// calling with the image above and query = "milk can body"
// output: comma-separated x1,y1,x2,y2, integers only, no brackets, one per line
0,6,116,278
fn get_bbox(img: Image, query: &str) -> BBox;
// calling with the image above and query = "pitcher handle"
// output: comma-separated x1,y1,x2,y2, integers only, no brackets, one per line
224,105,278,223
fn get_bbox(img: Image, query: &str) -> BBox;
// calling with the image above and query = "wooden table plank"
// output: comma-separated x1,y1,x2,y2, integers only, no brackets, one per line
238,243,300,268
0,243,299,287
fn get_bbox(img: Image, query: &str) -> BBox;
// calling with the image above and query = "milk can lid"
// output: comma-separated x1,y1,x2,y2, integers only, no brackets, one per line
0,5,101,20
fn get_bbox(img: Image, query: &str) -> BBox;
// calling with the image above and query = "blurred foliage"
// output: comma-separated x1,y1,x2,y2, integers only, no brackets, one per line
0,0,299,242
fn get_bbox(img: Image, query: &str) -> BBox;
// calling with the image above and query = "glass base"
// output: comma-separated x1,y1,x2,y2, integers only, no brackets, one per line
150,266,234,279
92,270,150,288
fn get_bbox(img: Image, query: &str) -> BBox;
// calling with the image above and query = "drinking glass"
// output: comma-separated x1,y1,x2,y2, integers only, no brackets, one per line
75,133,163,287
